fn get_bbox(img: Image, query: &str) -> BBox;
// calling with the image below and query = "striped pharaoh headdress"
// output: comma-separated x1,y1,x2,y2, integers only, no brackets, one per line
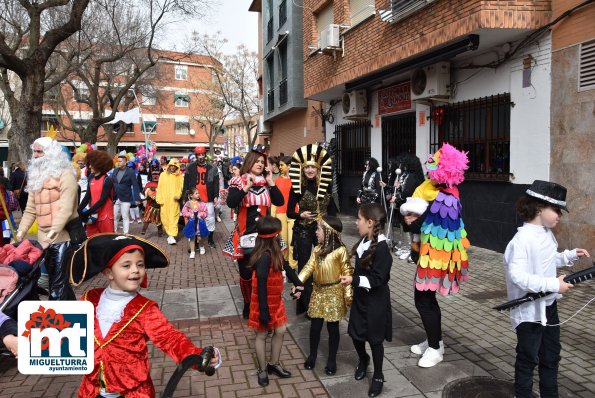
289,144,333,200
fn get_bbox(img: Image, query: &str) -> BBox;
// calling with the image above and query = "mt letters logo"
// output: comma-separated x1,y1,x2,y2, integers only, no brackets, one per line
18,301,94,374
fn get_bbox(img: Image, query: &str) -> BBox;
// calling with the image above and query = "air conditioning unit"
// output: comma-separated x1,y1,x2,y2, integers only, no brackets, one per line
342,90,368,118
410,62,450,100
319,24,340,51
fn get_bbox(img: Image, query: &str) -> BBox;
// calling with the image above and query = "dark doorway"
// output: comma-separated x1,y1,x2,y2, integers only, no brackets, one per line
381,112,416,167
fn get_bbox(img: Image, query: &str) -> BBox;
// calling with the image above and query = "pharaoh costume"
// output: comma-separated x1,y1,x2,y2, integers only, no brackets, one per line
287,144,335,315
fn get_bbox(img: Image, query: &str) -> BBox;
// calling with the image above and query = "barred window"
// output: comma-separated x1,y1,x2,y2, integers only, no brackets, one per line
335,120,371,176
429,93,512,181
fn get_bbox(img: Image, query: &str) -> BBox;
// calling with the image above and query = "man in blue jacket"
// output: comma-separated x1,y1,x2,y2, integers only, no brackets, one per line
112,155,141,233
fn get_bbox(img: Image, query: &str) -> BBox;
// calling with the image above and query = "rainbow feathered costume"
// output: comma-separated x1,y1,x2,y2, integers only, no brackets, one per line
411,144,470,295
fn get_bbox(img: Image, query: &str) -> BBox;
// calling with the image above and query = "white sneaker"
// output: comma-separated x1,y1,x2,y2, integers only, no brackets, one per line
418,347,443,368
399,250,411,260
167,236,176,245
199,246,205,255
411,340,444,355
189,251,195,259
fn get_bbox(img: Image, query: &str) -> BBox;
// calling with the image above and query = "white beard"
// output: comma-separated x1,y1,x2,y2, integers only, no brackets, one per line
26,154,74,193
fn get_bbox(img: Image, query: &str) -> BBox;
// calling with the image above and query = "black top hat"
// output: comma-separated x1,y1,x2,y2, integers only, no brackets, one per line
525,180,569,212
69,233,169,286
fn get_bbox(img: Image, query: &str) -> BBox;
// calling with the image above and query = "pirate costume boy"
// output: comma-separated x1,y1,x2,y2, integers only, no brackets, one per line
70,233,221,398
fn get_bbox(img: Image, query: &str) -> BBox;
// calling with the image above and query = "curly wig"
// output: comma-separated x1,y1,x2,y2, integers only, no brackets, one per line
87,150,115,175
426,143,469,187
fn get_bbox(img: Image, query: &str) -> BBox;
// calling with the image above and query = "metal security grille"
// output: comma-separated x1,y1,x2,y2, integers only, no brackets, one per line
382,112,416,165
334,120,371,176
429,93,512,181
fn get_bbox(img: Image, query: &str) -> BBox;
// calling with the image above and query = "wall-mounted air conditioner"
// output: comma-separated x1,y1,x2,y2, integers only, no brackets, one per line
410,62,450,100
342,90,368,118
319,24,340,51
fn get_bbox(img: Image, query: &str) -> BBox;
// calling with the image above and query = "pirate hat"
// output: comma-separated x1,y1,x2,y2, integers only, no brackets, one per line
288,143,332,200
69,233,169,287
525,180,569,212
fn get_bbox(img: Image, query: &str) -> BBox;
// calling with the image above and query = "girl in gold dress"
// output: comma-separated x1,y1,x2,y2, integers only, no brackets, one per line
294,215,353,375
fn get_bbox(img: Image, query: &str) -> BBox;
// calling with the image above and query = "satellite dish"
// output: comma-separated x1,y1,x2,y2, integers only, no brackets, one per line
411,69,427,96
342,92,351,115
189,129,195,136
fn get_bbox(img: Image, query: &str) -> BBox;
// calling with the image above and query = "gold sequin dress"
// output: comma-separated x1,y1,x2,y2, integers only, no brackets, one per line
298,246,354,322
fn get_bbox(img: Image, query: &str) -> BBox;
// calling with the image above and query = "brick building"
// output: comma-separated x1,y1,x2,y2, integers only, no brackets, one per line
249,0,324,157
38,50,224,158
301,0,565,251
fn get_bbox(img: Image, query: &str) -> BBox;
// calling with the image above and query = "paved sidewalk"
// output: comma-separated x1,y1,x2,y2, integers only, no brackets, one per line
0,212,593,397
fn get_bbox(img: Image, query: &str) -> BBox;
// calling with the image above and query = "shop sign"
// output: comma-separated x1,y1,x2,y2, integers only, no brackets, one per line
378,81,412,115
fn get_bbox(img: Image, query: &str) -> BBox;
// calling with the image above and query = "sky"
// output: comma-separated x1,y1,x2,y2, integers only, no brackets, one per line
160,0,259,54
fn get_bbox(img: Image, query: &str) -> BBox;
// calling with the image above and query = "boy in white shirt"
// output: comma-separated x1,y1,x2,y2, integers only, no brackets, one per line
504,180,589,398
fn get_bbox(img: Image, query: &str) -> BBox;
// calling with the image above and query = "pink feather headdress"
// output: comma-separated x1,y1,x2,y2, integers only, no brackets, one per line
425,143,469,187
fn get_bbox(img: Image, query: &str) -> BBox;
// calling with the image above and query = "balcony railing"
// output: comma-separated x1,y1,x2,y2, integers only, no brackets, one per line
279,78,288,106
267,89,275,113
267,18,273,43
279,0,287,27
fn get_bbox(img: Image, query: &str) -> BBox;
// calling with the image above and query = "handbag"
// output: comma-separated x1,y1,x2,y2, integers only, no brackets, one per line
6,191,19,212
239,233,257,249
65,217,87,245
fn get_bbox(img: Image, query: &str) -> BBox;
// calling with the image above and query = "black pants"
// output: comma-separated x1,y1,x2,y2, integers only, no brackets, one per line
293,225,317,315
414,289,441,349
515,302,561,398
353,338,384,379
45,242,76,301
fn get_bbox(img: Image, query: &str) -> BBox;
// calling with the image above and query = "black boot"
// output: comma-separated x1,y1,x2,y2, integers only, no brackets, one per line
257,368,269,386
208,232,216,248
304,355,316,370
45,242,76,301
354,354,370,380
242,302,250,320
368,377,384,397
267,363,291,378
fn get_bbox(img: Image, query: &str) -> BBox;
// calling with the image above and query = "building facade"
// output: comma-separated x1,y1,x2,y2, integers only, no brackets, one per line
549,0,595,258
303,0,557,251
36,51,223,158
251,0,324,157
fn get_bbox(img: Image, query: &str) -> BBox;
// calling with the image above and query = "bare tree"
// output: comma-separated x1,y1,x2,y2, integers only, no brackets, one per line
0,0,91,163
193,33,260,147
0,0,213,162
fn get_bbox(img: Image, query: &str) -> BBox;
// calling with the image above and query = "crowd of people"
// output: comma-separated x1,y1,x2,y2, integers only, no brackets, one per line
0,137,589,398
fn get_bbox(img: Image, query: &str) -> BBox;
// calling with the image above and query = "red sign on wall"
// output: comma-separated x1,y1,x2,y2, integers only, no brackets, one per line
378,81,412,115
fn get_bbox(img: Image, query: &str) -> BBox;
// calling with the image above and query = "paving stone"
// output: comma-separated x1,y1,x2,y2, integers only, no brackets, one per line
198,285,234,302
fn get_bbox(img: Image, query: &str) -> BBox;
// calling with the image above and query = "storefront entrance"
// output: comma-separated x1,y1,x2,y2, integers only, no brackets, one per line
381,112,416,166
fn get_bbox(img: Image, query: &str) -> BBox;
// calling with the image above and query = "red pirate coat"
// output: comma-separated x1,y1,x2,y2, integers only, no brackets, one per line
78,289,203,398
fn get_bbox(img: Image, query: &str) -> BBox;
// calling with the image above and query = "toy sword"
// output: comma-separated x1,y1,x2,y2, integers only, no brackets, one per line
493,264,595,312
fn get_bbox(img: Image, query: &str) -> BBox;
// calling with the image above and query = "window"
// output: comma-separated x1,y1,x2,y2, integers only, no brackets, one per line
73,82,90,102
386,0,436,24
349,0,375,26
40,114,59,132
267,0,274,43
142,93,156,105
174,93,190,107
316,4,334,45
125,123,134,134
142,121,157,134
44,86,60,102
73,119,90,130
335,120,371,176
175,65,188,80
279,0,287,27
279,42,288,106
429,93,512,181
175,121,190,135
266,55,275,113
579,39,595,91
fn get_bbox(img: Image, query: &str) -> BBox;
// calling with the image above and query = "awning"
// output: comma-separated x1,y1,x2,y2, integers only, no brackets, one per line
0,118,4,129
345,35,479,91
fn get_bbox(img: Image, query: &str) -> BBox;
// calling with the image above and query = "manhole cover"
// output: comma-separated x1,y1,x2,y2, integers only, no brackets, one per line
443,376,537,398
